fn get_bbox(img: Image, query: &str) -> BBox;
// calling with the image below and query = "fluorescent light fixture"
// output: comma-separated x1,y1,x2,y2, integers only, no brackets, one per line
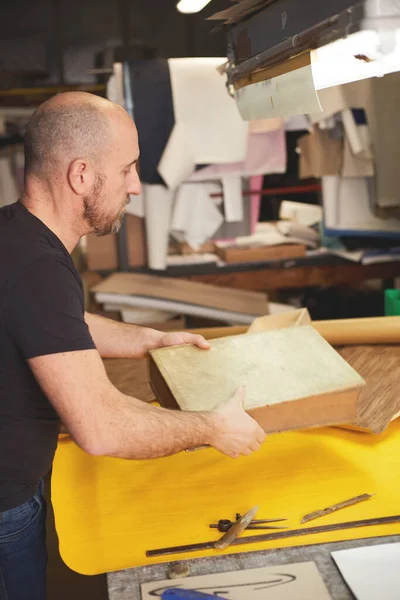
311,29,400,90
176,0,212,14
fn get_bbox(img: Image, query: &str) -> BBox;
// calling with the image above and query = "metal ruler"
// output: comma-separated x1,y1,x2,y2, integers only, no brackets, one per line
147,514,400,558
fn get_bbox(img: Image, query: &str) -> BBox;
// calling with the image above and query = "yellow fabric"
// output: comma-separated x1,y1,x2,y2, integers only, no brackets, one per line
52,421,400,575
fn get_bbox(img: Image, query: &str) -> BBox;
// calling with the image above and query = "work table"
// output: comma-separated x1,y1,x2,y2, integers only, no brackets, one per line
107,535,400,600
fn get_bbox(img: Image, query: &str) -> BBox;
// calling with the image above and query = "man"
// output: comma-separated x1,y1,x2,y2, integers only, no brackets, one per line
0,92,266,599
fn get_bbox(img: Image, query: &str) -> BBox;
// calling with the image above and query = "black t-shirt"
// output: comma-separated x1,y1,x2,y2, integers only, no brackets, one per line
0,201,96,511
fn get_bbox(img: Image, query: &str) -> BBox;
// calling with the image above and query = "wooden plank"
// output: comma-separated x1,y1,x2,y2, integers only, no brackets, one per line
182,262,400,291
92,272,269,316
86,234,118,272
215,243,306,264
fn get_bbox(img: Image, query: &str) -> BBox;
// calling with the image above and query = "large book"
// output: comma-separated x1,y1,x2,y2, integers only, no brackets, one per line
149,326,366,434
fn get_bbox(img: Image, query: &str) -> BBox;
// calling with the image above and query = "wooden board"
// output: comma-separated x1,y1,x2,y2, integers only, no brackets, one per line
86,233,118,271
215,243,306,264
92,272,269,316
126,215,147,268
103,357,154,403
337,345,400,433
182,261,400,291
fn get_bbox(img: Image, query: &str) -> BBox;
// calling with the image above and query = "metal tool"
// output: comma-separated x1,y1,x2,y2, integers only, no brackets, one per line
214,505,259,550
161,590,229,600
301,493,375,524
210,518,287,532
146,514,400,558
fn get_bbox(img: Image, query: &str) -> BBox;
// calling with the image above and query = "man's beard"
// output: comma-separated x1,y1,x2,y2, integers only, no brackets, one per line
83,172,128,237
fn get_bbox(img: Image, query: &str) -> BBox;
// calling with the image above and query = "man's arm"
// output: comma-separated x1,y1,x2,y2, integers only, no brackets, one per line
84,312,210,358
29,349,266,459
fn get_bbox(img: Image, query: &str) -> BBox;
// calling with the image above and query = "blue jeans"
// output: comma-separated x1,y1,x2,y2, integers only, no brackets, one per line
0,481,47,600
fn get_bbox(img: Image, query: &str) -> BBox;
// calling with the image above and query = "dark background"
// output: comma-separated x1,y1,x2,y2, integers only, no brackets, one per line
0,0,231,87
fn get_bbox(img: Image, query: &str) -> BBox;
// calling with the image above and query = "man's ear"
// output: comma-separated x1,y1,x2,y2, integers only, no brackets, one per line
67,159,94,195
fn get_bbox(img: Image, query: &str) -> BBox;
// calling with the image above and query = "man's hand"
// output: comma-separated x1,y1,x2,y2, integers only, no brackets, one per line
156,331,210,351
209,387,266,458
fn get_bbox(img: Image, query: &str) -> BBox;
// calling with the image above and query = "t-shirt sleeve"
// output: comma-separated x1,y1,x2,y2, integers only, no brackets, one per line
3,255,96,359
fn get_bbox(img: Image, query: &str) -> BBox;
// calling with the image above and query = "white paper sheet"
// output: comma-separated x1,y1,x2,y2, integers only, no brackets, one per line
143,184,174,270
169,58,248,163
235,62,322,121
171,182,224,250
141,562,331,599
159,57,248,188
106,63,125,107
322,176,400,234
157,122,196,190
279,200,322,226
222,177,243,222
125,191,145,218
332,543,400,600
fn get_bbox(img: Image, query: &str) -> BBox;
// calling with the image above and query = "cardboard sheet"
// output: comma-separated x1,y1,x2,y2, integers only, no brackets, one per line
297,128,342,179
342,134,374,178
141,562,331,599
332,542,400,600
52,420,400,575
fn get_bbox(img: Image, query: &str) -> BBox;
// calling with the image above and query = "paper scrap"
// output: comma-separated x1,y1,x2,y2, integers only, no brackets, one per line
171,183,224,250
322,176,400,234
249,116,283,133
235,62,322,121
157,122,196,190
141,561,331,599
143,184,174,270
332,543,400,600
222,177,243,222
125,191,145,218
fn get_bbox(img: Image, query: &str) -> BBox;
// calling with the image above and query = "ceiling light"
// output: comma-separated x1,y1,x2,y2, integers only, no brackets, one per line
176,0,212,14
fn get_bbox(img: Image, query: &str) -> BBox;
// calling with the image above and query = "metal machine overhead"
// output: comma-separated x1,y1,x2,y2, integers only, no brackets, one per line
211,0,400,96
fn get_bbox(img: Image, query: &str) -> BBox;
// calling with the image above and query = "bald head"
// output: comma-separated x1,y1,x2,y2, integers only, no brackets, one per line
24,92,123,180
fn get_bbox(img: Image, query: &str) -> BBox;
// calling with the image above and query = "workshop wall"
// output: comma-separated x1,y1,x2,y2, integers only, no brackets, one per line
0,0,229,87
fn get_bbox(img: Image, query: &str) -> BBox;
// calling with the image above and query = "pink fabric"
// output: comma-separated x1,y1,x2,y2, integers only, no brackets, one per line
189,128,287,181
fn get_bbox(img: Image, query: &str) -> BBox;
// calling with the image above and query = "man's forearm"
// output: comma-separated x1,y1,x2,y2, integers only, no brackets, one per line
85,312,162,358
90,389,217,459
